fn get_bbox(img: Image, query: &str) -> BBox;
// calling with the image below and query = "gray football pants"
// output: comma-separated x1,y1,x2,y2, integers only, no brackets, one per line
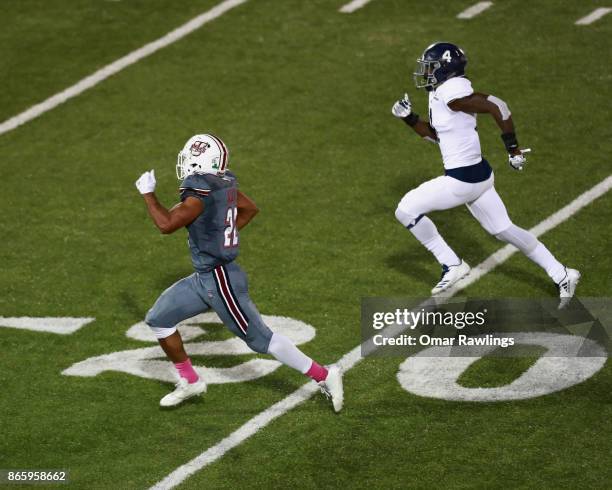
145,262,273,353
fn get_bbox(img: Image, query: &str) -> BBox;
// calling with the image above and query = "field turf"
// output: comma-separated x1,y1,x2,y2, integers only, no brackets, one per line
0,1,610,488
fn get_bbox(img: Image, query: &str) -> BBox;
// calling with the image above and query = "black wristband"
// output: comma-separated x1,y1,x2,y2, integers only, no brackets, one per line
501,132,519,152
402,112,419,127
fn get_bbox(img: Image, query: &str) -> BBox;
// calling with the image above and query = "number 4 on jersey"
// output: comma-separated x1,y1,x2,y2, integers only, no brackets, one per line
224,207,239,247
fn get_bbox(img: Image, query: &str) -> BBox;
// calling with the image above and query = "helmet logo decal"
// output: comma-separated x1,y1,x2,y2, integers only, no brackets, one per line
190,141,211,156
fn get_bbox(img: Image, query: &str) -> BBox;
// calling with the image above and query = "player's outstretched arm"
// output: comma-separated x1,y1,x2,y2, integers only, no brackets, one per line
135,170,204,234
391,93,438,143
236,190,259,230
449,93,531,170
448,92,515,134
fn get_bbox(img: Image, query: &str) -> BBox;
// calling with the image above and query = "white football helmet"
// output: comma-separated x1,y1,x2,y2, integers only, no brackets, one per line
176,133,229,179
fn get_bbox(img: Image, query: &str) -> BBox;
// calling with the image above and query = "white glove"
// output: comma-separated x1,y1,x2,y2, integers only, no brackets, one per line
135,169,156,194
392,93,412,118
508,149,531,171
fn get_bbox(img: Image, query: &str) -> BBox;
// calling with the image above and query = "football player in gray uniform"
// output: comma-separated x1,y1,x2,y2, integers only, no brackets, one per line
135,134,343,411
392,42,579,308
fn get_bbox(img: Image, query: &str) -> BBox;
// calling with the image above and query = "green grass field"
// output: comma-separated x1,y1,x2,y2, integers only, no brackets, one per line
1,1,611,488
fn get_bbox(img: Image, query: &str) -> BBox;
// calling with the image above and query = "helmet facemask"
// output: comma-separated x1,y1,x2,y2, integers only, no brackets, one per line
176,151,201,179
414,59,441,90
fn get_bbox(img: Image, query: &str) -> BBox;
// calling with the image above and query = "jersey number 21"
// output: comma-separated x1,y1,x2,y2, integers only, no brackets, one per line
224,207,239,248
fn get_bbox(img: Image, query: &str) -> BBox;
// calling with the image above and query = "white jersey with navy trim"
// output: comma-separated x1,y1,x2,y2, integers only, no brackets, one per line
429,76,482,169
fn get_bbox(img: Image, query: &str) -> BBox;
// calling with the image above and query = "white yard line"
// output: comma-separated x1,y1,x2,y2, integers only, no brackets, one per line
150,174,612,489
339,0,375,14
0,317,95,335
575,7,612,25
0,0,249,137
457,1,493,19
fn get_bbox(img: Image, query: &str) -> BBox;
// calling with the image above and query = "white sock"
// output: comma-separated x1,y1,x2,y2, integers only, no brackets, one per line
266,333,312,373
410,216,460,266
526,242,566,283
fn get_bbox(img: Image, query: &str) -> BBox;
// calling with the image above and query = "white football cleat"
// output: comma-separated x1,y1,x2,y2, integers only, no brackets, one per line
557,268,581,309
318,365,343,413
160,377,207,407
431,260,471,295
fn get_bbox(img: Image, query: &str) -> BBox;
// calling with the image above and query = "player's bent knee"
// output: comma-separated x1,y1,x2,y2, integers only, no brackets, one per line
395,206,422,229
394,206,406,225
494,228,509,241
150,326,177,339
482,218,513,237
494,224,538,254
244,327,272,354
144,308,167,329
144,309,159,328
494,223,516,241
245,336,270,354
145,309,178,338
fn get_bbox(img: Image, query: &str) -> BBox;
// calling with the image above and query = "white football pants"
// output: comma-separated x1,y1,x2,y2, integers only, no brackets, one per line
395,173,567,283
395,173,510,234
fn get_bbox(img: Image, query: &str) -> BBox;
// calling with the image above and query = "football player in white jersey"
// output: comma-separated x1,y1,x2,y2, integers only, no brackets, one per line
392,42,579,308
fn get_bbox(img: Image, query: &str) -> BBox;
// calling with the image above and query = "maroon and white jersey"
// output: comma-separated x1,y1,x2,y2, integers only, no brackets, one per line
179,171,240,272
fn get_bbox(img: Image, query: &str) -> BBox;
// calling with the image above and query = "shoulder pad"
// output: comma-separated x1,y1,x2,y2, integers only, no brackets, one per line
179,173,211,195
224,170,237,182
437,76,473,104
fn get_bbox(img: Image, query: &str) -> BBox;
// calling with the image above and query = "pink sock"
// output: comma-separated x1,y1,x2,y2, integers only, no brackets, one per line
306,361,328,383
174,358,199,384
